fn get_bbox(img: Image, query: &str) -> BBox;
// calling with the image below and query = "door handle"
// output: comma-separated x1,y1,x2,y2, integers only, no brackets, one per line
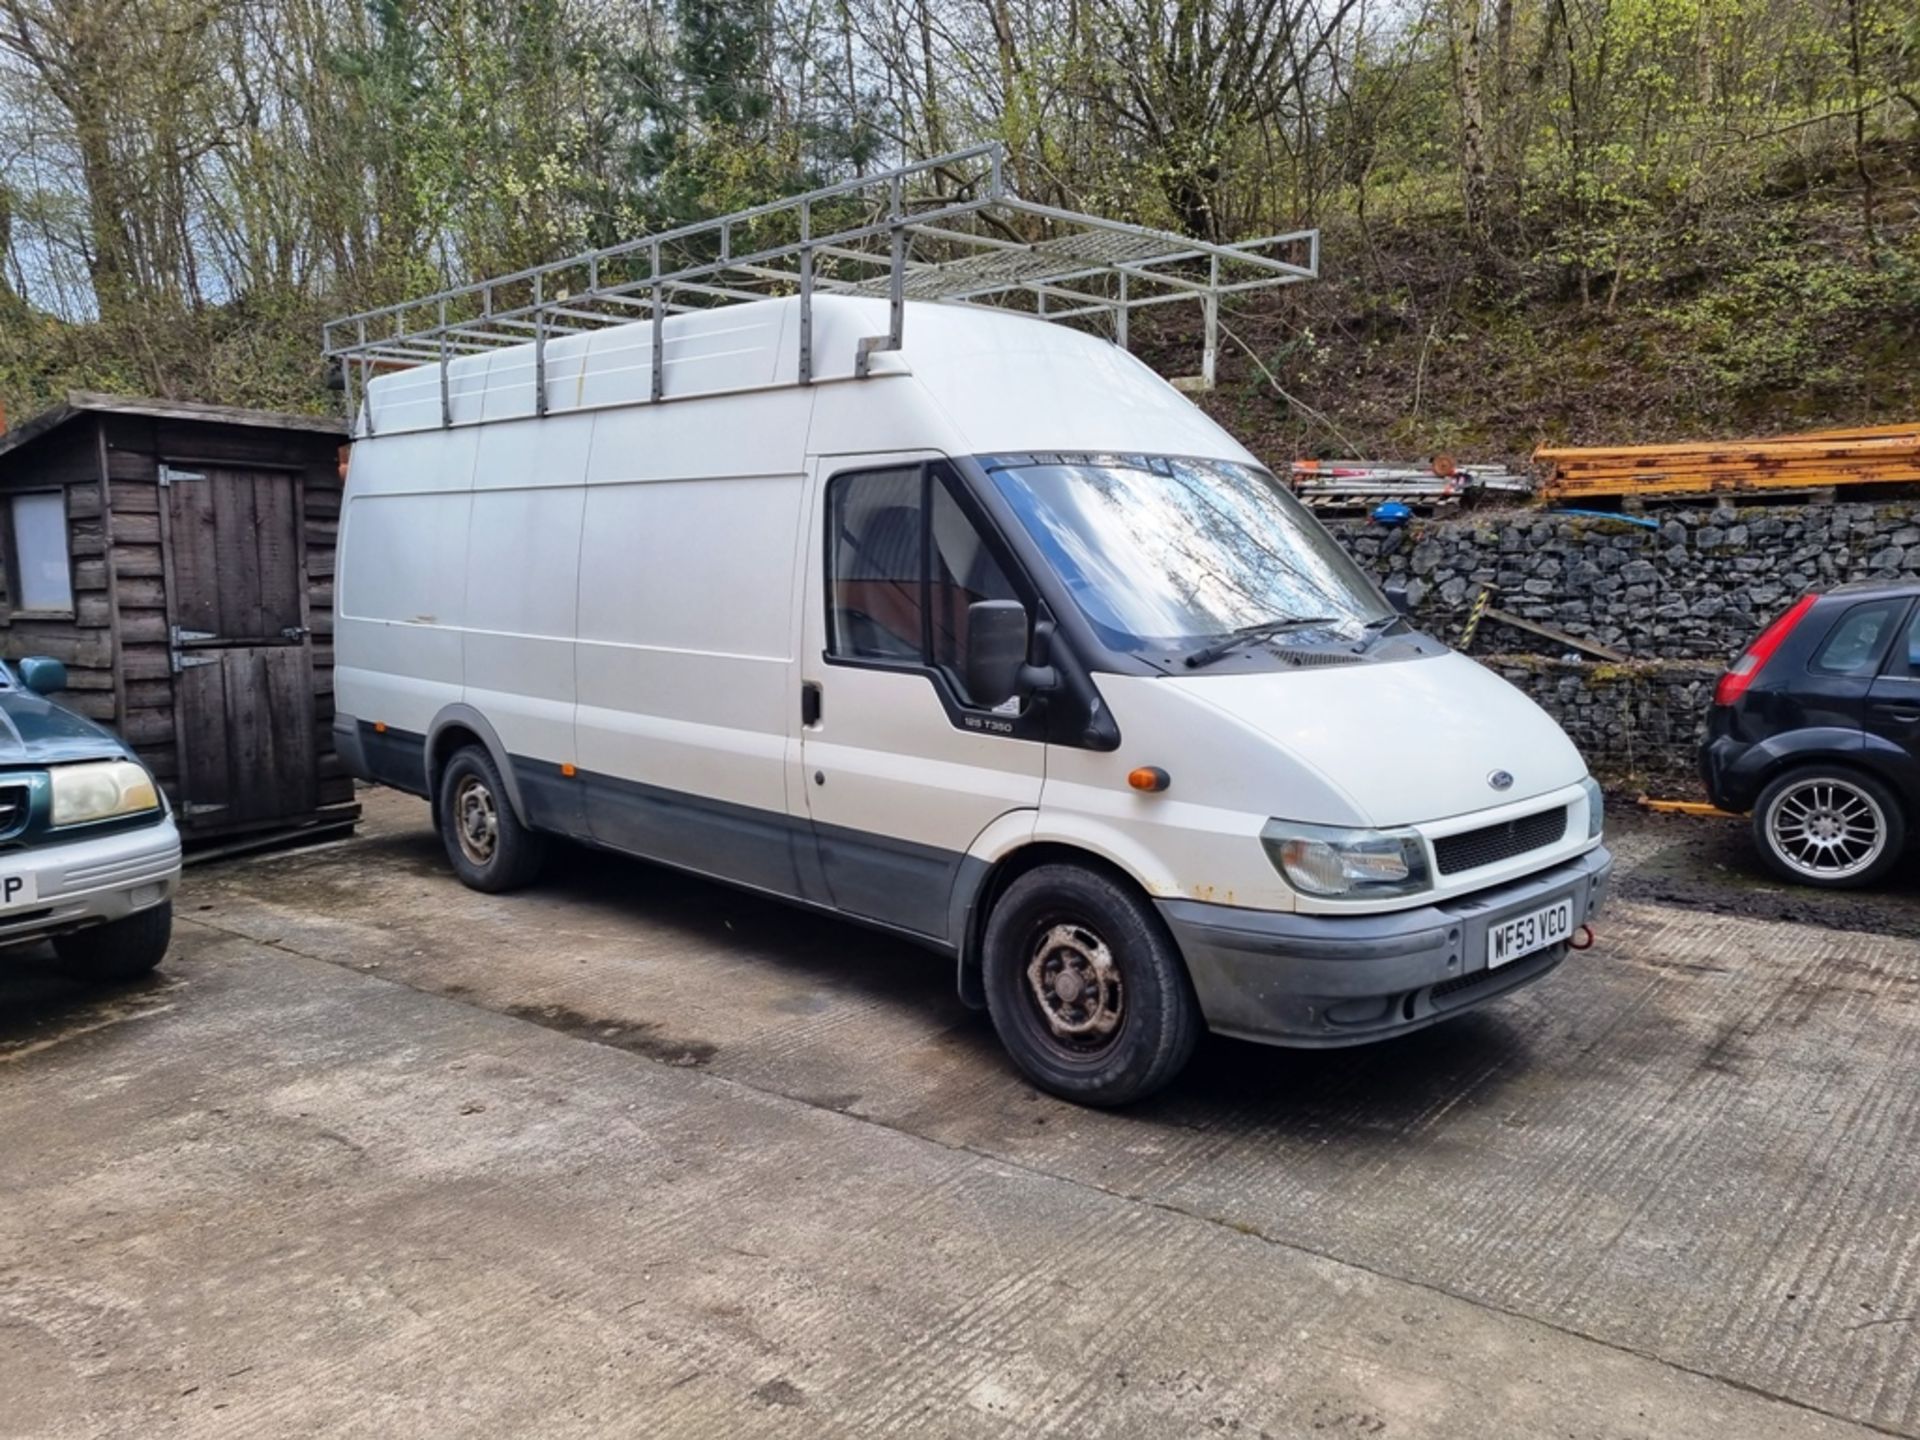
801,681,822,727
1876,706,1920,722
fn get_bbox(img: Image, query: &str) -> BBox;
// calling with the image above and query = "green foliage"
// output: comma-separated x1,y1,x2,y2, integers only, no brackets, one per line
1667,246,1920,395
0,0,1917,442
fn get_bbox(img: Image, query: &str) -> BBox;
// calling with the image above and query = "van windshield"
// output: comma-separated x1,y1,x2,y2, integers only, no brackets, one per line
986,455,1391,655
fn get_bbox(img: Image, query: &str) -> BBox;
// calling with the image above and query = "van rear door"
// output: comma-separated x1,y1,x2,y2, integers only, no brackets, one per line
797,454,1043,941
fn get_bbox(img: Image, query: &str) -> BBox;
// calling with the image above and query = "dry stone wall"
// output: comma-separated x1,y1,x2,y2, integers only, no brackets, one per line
1324,499,1920,782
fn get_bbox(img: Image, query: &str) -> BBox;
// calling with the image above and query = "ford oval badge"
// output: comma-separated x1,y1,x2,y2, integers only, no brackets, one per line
1488,770,1514,791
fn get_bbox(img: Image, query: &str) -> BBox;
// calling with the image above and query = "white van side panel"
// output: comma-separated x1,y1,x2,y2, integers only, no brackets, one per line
575,305,785,406
570,387,815,892
576,473,803,813
335,426,477,747
359,350,491,433
456,410,595,775
585,387,814,485
462,484,583,769
481,331,592,422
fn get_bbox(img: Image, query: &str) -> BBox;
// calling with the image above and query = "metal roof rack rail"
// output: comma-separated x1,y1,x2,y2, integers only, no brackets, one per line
322,141,1317,431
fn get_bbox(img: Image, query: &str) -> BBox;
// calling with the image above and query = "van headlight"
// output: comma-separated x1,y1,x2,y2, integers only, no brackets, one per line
50,760,161,826
1260,820,1431,899
1580,776,1605,839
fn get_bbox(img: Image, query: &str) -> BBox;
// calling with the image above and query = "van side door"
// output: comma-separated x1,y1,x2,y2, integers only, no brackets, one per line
796,455,1044,941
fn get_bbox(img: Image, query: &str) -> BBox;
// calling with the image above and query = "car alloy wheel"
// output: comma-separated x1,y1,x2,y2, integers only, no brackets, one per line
1763,775,1887,882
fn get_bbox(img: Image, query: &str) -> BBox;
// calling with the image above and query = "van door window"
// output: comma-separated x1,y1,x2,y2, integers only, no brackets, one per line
828,467,924,661
928,475,1020,702
826,464,1027,710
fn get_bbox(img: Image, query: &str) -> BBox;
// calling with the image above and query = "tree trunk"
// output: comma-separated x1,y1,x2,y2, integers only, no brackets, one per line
1491,0,1515,198
0,181,15,306
1453,0,1492,238
917,0,943,157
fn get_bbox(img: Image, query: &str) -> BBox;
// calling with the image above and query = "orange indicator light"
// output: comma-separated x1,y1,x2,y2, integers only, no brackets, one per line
561,763,577,778
1128,766,1170,793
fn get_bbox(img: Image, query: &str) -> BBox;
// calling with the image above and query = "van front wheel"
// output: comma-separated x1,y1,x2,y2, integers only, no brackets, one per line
982,864,1199,1106
437,746,547,893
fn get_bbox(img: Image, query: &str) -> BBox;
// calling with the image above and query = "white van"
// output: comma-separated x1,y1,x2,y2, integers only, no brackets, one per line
334,293,1609,1104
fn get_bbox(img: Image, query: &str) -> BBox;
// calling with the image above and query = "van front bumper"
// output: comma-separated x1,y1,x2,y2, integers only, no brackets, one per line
1158,846,1612,1048
0,817,181,951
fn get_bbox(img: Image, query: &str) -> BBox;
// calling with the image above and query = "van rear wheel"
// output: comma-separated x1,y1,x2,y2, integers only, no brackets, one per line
982,864,1199,1106
437,746,547,893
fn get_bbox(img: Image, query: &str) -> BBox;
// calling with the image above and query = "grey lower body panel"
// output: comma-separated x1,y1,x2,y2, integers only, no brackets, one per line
337,712,968,948
334,717,429,798
1159,846,1613,1048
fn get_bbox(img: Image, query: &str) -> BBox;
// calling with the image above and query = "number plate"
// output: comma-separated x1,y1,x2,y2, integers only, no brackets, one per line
1487,896,1574,969
0,870,38,910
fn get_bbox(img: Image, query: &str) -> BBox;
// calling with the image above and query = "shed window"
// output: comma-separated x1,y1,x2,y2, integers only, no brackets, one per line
10,492,72,613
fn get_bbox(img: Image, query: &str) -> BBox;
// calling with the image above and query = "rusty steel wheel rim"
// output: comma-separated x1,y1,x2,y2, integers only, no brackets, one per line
454,775,499,867
1024,920,1125,1054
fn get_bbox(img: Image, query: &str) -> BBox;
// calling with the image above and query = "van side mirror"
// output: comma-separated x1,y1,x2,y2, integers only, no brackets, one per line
966,601,1030,708
965,602,1061,710
18,656,66,695
1384,581,1412,617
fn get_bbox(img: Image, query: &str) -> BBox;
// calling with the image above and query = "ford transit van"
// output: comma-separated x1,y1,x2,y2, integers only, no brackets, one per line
333,294,1610,1105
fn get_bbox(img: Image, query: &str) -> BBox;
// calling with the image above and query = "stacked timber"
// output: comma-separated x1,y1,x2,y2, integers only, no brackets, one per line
1536,422,1920,502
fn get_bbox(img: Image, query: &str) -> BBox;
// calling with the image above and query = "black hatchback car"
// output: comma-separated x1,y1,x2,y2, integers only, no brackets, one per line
1703,580,1920,888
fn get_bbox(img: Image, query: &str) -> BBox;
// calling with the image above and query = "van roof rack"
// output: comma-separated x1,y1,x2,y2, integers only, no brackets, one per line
322,141,1317,428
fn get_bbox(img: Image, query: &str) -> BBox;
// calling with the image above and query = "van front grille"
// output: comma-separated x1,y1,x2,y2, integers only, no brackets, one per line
1432,806,1568,875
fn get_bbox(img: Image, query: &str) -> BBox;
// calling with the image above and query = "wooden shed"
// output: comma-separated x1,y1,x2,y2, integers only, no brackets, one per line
0,392,358,843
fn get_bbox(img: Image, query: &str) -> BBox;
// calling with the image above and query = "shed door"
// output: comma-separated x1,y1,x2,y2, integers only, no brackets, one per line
162,464,317,830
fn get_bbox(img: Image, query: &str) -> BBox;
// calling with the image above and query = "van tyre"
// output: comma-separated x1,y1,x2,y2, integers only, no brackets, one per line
1753,765,1904,890
982,864,1200,1106
54,900,172,982
438,745,547,892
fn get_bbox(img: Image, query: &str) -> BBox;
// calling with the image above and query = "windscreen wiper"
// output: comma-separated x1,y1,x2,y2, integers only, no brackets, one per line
1181,616,1340,669
1358,612,1405,649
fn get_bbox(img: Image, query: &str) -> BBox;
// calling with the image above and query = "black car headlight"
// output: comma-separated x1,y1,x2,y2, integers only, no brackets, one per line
50,760,161,826
1260,820,1432,899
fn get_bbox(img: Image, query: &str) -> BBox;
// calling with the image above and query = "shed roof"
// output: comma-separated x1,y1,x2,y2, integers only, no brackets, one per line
0,391,347,464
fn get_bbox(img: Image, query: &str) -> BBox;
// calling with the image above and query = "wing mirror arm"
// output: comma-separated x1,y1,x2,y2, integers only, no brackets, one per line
1018,619,1059,695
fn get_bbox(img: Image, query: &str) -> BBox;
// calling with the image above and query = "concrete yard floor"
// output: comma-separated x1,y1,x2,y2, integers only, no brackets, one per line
3,789,1918,1438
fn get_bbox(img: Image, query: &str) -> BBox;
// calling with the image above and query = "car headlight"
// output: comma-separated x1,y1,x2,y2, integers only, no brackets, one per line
1580,776,1605,839
50,760,161,826
1260,820,1432,899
